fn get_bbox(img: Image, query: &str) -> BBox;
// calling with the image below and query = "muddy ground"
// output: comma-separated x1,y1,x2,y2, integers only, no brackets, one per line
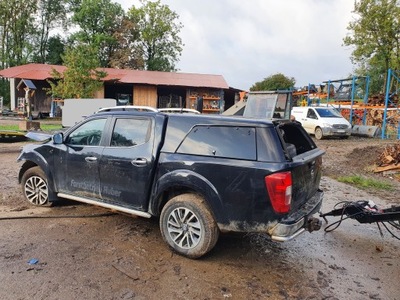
0,121,399,299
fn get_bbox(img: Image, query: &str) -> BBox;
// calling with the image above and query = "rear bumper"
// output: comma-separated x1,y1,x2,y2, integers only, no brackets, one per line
269,189,324,241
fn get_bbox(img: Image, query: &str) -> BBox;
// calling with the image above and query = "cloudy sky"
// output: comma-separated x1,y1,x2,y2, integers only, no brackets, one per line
117,0,356,90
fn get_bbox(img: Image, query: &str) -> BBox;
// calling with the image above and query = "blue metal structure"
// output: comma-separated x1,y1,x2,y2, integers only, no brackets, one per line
382,69,400,139
324,76,370,125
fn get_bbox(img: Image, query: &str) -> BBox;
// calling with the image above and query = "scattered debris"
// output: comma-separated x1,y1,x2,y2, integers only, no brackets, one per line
28,258,39,265
374,142,400,173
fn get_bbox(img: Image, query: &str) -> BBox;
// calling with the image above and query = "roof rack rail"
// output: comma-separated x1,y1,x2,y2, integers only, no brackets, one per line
158,108,200,114
97,105,158,113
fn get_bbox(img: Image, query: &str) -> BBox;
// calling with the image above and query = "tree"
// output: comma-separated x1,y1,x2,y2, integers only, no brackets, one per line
48,44,107,99
127,0,183,71
46,35,65,65
343,0,400,93
71,0,125,67
34,0,68,64
108,17,144,69
250,73,296,91
0,0,38,106
0,0,37,68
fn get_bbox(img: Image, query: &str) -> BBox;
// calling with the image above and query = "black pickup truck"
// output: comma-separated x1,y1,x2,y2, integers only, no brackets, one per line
18,110,324,258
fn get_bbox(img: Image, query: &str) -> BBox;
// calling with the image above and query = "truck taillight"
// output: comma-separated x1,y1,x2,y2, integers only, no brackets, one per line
265,171,292,214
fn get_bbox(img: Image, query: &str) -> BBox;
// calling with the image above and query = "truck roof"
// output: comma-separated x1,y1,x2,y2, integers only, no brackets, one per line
94,109,276,127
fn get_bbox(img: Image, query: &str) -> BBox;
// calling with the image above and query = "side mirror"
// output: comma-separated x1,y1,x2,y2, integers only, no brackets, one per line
53,132,64,144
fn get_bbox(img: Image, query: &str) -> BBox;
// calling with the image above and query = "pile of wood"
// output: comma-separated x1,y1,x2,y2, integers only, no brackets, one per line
368,93,399,106
375,142,400,173
367,109,400,129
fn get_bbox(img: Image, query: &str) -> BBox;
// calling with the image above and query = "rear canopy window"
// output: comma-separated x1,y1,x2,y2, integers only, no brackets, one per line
177,126,257,160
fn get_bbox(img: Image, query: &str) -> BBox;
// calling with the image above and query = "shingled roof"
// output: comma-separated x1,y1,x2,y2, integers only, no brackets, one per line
0,63,229,89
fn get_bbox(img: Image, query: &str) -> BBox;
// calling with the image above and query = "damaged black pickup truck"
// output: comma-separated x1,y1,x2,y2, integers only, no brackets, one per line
18,109,324,258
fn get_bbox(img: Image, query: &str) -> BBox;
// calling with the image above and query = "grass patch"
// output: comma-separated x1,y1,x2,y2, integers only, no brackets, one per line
0,124,19,131
0,124,62,132
337,175,393,190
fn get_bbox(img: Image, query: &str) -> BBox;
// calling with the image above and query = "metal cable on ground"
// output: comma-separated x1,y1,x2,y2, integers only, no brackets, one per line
323,201,400,240
324,201,364,233
0,212,117,221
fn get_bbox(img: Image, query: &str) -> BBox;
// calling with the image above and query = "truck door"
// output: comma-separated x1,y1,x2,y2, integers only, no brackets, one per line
303,108,318,133
98,116,158,210
56,117,108,198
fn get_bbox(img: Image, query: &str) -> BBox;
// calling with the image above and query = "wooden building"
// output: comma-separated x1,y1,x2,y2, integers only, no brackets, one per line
0,63,240,116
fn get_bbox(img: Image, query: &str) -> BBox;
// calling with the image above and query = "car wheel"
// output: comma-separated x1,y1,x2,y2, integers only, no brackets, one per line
160,193,219,259
315,127,324,140
21,166,50,206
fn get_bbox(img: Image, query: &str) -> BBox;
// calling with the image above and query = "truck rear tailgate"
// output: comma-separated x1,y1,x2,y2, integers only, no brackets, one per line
290,149,324,210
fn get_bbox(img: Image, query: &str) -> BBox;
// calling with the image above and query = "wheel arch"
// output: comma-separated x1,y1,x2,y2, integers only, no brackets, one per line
149,170,225,224
18,159,58,201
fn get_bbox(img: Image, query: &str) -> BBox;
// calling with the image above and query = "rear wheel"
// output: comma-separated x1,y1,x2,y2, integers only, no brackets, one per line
160,193,219,259
315,127,323,140
21,166,50,206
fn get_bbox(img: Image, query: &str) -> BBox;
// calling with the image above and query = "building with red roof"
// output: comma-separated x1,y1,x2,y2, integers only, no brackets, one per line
0,63,240,117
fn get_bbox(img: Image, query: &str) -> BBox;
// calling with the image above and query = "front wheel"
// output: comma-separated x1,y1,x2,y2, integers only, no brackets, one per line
160,193,219,259
21,166,50,206
314,127,324,140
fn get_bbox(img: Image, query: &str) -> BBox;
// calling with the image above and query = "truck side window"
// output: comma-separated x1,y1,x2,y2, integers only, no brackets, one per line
66,118,107,146
307,109,317,119
111,118,151,147
177,126,256,160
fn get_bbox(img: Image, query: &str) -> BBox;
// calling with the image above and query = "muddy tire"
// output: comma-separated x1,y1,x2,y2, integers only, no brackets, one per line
315,127,324,140
21,166,51,206
160,194,219,259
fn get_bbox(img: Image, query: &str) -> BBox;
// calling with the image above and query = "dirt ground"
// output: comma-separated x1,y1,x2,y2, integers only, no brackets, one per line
0,120,399,299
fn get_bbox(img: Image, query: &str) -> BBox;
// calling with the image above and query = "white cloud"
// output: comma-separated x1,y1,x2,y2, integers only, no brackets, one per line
117,0,355,90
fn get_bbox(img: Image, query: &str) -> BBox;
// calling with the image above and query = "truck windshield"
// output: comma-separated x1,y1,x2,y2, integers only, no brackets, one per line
315,108,342,118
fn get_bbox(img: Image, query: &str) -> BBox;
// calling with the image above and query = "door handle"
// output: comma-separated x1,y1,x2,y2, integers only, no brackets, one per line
85,156,97,162
131,158,148,166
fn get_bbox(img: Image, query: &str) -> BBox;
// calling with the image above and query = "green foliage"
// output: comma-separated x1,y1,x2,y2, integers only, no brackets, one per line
128,0,183,71
0,0,68,68
0,79,10,106
46,36,65,65
108,18,144,69
0,0,38,67
0,0,184,73
250,73,296,91
34,0,68,63
337,175,393,190
48,44,107,99
344,0,400,93
71,0,125,67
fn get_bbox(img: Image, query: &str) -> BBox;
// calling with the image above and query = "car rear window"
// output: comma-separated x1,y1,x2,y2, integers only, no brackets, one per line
177,125,257,160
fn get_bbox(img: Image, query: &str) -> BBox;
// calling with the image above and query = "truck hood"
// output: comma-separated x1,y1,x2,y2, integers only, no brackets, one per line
25,131,52,142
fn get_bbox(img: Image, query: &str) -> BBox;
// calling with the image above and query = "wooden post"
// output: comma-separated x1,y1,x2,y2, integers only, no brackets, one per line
19,121,41,131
